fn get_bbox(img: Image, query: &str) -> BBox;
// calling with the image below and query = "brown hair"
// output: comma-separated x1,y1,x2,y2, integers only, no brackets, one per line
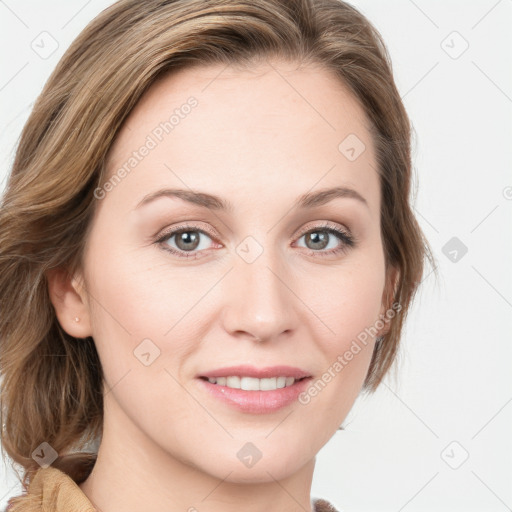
0,0,435,492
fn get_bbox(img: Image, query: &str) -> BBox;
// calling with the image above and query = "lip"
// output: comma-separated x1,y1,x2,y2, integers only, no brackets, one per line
196,365,313,414
197,365,311,380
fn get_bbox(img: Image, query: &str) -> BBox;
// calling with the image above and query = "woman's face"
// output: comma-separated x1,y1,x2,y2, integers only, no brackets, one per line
68,59,394,482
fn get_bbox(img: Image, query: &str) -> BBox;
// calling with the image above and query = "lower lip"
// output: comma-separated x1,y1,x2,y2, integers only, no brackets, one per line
197,377,312,414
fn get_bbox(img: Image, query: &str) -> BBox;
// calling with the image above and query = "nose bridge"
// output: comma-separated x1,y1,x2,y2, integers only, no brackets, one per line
222,235,298,341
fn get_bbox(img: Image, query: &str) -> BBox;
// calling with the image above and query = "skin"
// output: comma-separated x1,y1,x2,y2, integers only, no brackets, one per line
48,58,397,512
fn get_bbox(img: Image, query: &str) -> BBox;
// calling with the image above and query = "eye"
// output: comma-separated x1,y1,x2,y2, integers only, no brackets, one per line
155,223,219,259
294,222,355,257
154,221,356,259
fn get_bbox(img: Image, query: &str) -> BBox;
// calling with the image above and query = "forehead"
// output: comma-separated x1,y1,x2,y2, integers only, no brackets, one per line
102,59,379,217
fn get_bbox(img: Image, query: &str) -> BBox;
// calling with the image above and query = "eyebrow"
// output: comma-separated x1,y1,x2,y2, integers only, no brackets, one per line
134,185,368,212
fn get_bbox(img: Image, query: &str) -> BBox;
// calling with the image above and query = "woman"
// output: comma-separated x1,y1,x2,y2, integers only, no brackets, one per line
0,0,434,511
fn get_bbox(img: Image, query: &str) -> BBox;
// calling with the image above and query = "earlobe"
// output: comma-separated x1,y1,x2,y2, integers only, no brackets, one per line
46,267,92,338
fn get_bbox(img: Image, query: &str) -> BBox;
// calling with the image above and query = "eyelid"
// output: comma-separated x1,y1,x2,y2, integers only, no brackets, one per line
154,220,356,258
155,220,351,241
296,220,352,239
154,221,219,243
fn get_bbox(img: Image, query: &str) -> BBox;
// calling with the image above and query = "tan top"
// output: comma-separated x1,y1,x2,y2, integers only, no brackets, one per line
6,456,340,512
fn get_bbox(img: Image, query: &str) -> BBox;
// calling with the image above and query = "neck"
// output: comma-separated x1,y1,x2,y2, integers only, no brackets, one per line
79,395,316,512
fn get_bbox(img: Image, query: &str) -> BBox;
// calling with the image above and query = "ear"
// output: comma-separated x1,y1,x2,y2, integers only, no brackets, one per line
46,267,92,338
377,264,400,338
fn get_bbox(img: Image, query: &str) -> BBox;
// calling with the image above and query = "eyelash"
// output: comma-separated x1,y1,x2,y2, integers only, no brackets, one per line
154,221,356,260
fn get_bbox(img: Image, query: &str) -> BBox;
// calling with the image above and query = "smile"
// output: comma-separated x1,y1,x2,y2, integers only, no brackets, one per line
200,375,305,390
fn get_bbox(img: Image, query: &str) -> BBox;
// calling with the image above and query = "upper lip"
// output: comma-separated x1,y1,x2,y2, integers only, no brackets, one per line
198,365,311,379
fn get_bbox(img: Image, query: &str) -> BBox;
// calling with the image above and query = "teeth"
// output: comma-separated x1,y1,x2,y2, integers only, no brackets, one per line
227,376,241,389
206,376,298,390
285,376,295,387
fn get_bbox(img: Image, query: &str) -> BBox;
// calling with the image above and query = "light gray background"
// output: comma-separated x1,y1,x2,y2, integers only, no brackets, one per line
1,1,511,511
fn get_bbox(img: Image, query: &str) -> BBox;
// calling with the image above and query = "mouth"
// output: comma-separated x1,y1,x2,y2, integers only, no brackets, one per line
198,375,310,391
196,375,313,415
197,364,312,390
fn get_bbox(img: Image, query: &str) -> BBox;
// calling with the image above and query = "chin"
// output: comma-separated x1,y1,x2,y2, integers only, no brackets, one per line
195,443,313,484
211,460,305,484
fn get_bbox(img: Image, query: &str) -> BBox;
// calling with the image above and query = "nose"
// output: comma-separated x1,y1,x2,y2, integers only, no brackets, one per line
220,243,300,344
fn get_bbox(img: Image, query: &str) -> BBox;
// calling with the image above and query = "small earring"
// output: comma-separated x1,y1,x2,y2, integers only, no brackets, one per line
74,317,80,323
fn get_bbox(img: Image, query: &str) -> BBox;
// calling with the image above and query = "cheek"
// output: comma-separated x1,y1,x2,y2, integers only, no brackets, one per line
310,256,386,348
84,250,203,437
299,254,385,415
298,304,381,439
84,241,211,380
